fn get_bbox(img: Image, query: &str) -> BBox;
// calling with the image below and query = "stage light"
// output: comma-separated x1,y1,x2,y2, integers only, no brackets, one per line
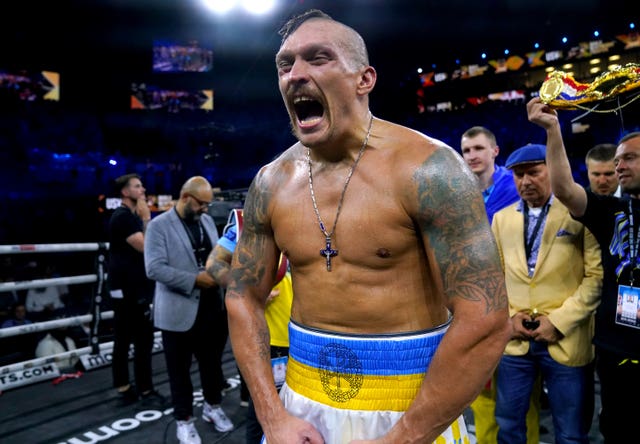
545,67,555,73
417,68,423,74
590,67,601,74
631,23,636,30
109,159,117,166
590,58,601,65
203,0,236,14
609,54,621,61
562,37,568,44
562,63,573,70
504,49,509,55
202,0,277,14
241,0,276,15
534,43,539,49
594,30,600,37
481,52,486,59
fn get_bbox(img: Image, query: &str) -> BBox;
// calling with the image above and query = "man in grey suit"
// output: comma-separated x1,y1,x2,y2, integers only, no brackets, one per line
145,176,233,444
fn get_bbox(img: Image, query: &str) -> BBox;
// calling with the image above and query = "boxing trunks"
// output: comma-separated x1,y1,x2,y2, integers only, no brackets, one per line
272,318,468,443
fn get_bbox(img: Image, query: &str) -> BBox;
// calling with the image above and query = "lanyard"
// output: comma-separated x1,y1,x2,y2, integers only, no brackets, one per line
628,200,639,262
176,208,206,267
627,200,640,285
524,201,550,261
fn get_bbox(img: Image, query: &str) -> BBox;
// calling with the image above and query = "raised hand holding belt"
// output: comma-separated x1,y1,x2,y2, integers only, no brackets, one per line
539,63,640,111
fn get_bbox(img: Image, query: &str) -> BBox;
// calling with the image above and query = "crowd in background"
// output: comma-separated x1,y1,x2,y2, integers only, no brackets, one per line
2,94,637,246
0,257,97,367
1,95,637,366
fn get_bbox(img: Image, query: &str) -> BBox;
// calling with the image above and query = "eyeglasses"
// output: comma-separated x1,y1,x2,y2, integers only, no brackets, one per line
187,193,212,208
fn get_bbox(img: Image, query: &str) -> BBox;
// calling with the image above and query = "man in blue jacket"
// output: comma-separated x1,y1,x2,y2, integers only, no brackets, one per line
461,126,519,224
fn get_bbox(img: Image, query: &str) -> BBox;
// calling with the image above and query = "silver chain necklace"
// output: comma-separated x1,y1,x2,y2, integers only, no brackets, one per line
307,112,373,271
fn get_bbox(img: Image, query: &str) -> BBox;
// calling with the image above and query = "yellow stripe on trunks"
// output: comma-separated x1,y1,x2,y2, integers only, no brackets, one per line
285,319,450,412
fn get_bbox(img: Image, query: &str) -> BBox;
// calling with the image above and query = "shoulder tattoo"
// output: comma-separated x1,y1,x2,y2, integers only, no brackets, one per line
414,147,507,313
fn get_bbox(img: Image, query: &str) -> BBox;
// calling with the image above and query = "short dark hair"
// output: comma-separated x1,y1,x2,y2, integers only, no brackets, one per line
461,126,497,146
619,131,640,144
114,173,140,197
278,9,334,43
585,143,617,163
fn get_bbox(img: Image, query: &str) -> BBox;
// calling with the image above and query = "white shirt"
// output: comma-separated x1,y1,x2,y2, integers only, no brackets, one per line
35,333,78,369
25,286,66,312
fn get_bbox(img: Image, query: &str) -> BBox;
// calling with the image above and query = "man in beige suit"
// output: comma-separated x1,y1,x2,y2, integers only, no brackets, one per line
491,144,602,444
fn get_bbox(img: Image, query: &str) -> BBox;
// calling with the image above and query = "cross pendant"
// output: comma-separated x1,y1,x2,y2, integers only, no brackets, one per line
320,236,338,271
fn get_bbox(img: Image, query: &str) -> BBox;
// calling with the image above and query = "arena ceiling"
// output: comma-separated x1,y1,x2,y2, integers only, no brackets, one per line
1,0,634,107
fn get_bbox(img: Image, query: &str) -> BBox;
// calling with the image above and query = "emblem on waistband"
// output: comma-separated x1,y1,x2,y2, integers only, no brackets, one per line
318,343,363,402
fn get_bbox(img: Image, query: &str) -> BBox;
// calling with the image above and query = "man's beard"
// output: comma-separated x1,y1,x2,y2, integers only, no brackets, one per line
184,208,201,222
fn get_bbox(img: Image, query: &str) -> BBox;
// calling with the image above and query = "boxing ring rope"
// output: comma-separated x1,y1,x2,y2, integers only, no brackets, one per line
0,242,117,390
0,242,106,254
0,331,162,375
0,311,113,339
1,336,113,374
0,274,100,293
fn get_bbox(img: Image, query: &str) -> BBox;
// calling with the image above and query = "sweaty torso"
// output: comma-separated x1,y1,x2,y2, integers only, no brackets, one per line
269,120,449,334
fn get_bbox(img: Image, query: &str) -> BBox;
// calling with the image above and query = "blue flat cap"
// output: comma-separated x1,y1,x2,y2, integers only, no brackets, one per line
505,144,547,169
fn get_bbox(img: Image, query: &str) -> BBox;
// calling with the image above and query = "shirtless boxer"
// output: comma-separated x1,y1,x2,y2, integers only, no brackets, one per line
225,9,511,444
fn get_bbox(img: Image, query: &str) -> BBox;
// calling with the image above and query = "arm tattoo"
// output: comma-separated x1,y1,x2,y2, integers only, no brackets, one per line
227,173,273,299
206,259,229,287
414,147,507,313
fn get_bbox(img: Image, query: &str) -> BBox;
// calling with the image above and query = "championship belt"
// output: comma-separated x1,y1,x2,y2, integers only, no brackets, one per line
228,208,289,284
539,62,640,111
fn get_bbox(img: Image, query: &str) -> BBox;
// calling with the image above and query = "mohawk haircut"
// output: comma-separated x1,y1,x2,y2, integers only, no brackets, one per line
277,9,369,70
278,9,334,43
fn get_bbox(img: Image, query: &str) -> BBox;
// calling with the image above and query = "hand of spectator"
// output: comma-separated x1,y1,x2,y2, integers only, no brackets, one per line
526,97,560,130
135,197,151,222
510,311,534,340
195,270,217,289
530,315,563,343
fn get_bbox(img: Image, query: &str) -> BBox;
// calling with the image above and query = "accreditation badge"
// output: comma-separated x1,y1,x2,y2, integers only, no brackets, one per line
616,285,640,329
271,356,288,388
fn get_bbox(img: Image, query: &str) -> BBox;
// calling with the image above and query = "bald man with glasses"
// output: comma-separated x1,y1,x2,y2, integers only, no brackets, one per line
145,176,234,443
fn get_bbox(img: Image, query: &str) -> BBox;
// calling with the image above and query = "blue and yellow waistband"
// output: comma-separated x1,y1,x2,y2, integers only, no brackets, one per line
286,319,450,411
